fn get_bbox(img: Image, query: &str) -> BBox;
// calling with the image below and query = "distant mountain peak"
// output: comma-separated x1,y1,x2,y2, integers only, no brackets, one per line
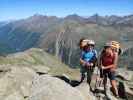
29,14,47,19
27,14,59,22
66,14,81,17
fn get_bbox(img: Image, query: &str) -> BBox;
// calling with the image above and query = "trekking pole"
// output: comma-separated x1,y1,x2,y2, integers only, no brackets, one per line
100,68,104,87
94,66,100,92
94,66,105,91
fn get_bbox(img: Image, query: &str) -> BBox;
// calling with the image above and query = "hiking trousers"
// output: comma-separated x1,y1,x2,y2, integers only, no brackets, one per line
80,66,94,84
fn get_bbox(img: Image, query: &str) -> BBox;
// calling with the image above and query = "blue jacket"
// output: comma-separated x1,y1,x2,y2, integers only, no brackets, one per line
81,49,97,63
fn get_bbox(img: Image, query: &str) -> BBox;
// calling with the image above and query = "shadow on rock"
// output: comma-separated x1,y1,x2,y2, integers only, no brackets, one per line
70,80,81,87
54,75,81,87
93,88,104,94
36,72,47,75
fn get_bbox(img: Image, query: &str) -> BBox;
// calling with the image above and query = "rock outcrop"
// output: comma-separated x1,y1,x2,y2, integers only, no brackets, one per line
0,66,37,100
0,65,133,100
28,75,87,100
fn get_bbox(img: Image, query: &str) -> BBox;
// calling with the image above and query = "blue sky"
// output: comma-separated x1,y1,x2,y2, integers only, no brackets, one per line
0,0,133,21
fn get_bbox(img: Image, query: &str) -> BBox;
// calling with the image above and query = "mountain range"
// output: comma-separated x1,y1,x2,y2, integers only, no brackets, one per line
0,14,133,68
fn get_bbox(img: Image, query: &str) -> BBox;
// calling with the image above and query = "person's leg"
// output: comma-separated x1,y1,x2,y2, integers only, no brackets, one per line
103,71,108,95
110,80,118,96
80,67,86,83
87,68,93,85
103,76,107,93
98,68,104,87
100,69,104,78
109,72,118,96
80,72,85,83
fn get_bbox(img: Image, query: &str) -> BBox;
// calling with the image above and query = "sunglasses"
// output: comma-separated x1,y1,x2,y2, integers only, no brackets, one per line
88,44,94,46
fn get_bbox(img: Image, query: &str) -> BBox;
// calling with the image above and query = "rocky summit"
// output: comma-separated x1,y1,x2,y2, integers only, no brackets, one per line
0,48,133,100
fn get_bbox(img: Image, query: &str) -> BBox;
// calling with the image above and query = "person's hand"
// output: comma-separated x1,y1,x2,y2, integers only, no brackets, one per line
90,63,94,67
101,66,106,70
86,63,91,69
85,62,91,67
82,62,89,67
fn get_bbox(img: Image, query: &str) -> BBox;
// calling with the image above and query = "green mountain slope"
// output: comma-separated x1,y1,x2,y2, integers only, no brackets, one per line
0,14,133,67
0,48,80,79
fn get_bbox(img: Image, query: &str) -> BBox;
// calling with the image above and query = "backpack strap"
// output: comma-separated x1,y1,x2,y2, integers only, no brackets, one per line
92,49,97,58
89,49,97,63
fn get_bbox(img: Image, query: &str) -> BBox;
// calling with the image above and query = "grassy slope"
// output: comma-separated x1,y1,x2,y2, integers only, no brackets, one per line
0,48,80,79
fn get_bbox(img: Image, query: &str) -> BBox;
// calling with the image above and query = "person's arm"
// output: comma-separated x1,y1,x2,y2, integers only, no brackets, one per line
98,50,104,68
90,50,98,66
80,51,86,66
80,58,91,66
102,53,118,70
80,58,86,65
99,54,103,68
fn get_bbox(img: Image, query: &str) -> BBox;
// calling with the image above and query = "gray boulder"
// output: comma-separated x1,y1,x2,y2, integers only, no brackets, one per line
30,65,50,75
28,75,87,100
4,91,25,100
0,66,37,99
76,82,96,100
116,68,133,81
